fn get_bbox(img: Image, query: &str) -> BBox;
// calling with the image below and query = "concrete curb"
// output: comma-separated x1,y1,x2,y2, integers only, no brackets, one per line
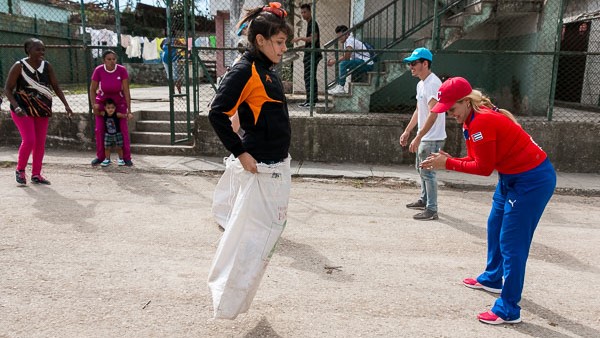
2,154,599,196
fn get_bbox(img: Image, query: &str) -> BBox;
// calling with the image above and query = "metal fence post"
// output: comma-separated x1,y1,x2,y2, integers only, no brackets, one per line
114,0,124,61
309,0,317,117
547,0,567,121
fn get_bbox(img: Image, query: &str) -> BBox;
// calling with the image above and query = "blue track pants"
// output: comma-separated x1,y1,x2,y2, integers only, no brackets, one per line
476,158,556,321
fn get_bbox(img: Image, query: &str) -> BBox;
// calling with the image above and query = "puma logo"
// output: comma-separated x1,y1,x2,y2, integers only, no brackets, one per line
265,74,272,83
508,199,516,207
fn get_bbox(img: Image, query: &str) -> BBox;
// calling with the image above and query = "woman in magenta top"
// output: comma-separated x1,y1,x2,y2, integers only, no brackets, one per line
421,77,556,325
89,50,133,166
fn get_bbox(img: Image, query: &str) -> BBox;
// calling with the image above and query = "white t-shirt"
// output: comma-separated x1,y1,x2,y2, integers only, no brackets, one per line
416,72,446,141
344,35,370,62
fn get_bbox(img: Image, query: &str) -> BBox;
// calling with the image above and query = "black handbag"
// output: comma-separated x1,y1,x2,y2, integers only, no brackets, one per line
14,90,52,117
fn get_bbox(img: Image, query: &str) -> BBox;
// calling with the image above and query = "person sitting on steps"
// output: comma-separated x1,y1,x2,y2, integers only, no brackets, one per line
327,25,373,95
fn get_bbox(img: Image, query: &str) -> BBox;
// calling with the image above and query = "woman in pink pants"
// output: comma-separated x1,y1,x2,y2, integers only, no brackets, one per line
89,50,134,166
4,38,73,185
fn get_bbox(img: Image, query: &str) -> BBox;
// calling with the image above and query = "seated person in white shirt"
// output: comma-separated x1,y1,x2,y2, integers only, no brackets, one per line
327,25,373,94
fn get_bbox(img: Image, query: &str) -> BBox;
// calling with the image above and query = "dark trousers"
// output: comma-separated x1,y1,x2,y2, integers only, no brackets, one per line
303,54,322,103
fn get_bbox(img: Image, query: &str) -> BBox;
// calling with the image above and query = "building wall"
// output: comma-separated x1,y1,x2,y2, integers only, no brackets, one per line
214,10,229,77
563,0,598,23
0,0,9,13
2,112,599,173
581,19,600,105
12,0,71,23
291,0,351,95
373,2,569,116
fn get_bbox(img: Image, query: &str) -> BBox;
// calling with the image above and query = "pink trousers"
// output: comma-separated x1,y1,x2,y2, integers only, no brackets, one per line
11,111,49,176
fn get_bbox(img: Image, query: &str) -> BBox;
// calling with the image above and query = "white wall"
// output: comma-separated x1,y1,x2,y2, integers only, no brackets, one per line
581,19,600,105
291,0,351,95
563,0,600,23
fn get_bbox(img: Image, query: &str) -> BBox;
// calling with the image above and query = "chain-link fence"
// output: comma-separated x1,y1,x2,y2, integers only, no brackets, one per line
0,1,88,114
1,0,599,127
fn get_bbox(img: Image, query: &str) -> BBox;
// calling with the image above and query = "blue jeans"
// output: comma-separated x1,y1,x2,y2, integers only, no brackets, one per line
477,158,556,321
415,140,445,212
337,59,373,86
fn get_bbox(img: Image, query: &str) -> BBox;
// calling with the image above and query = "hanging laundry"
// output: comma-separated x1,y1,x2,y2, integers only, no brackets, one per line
89,28,117,58
126,36,143,59
121,34,132,49
142,37,160,61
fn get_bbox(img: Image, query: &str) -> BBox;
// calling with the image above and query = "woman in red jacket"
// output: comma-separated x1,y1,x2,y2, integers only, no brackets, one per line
421,77,556,325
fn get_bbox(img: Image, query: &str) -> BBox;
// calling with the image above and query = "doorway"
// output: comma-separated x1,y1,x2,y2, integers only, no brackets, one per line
555,21,591,103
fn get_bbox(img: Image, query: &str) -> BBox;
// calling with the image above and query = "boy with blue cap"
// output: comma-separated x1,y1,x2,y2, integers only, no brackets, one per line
399,47,446,220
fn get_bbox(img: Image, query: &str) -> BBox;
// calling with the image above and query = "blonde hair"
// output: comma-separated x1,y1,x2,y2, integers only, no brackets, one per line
462,89,519,125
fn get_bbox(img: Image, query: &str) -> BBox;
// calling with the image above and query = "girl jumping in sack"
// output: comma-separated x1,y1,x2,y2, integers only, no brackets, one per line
207,2,293,320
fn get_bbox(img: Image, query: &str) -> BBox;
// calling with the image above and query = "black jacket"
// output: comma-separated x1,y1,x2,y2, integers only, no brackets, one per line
209,51,291,162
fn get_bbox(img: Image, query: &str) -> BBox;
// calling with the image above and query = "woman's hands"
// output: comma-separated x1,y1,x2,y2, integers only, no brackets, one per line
65,106,73,119
14,106,26,116
238,152,258,174
420,150,453,170
92,103,101,116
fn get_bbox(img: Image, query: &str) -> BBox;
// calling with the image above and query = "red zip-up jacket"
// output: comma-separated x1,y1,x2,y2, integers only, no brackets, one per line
445,107,546,176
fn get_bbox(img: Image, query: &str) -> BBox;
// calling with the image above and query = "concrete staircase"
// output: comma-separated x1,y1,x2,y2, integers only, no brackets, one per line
201,59,217,83
327,60,408,113
438,0,543,49
130,110,195,155
327,0,544,113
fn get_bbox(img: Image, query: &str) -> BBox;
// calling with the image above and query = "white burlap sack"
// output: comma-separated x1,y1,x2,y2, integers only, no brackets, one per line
211,155,242,229
207,156,291,320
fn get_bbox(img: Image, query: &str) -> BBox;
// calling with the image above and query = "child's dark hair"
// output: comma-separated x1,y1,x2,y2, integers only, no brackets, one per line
104,98,116,106
237,3,292,52
24,38,43,54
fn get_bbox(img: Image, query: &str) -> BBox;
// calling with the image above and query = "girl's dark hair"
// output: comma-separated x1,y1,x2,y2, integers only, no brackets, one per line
104,98,116,106
237,5,292,51
24,38,43,54
102,49,117,60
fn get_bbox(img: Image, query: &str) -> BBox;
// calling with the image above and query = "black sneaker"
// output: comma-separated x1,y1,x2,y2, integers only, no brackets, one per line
31,175,51,185
124,159,134,167
413,209,438,220
298,102,309,108
91,158,102,166
15,170,26,185
406,200,426,210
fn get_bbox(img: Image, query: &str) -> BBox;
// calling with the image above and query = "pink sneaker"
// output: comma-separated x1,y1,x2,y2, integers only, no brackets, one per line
463,278,501,294
478,310,521,325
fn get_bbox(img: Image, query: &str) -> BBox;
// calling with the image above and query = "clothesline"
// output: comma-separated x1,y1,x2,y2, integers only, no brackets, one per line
80,27,215,61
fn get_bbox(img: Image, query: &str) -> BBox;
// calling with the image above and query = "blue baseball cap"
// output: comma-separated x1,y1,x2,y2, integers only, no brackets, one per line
403,47,433,63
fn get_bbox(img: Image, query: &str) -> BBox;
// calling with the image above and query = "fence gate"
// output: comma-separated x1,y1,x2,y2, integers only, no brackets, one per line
165,0,194,145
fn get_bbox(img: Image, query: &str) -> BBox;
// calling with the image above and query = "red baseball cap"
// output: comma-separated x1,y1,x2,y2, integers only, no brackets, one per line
431,77,473,113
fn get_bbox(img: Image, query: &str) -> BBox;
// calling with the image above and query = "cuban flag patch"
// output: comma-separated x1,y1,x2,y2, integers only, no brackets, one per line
471,131,483,142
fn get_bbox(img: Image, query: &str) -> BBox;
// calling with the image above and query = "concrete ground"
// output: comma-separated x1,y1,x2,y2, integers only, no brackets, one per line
1,149,599,337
